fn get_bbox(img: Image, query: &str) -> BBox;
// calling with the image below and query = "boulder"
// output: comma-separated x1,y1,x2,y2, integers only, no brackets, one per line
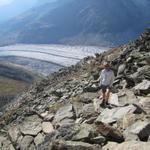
93,98,101,113
134,80,150,95
124,120,150,141
80,93,98,104
95,122,124,142
0,136,7,148
50,140,101,150
42,122,55,134
108,93,119,106
34,133,45,147
54,105,75,124
20,135,33,150
0,139,15,150
103,141,150,150
96,104,141,124
130,66,150,83
8,126,21,143
28,143,36,150
139,96,150,113
117,113,136,130
72,124,96,142
117,90,138,105
41,113,54,121
20,115,42,136
80,103,96,119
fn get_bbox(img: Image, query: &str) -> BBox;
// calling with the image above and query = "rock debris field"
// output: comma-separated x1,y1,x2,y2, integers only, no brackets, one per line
0,28,150,150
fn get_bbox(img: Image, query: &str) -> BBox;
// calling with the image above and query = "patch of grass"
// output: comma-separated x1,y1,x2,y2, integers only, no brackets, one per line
0,76,29,96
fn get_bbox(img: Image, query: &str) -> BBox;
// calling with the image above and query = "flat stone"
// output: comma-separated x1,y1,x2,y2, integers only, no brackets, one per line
8,126,21,143
108,93,119,106
34,134,44,147
54,104,75,123
44,114,54,121
91,136,106,144
139,96,150,113
93,98,101,113
103,141,150,150
118,113,136,130
134,80,150,95
20,115,42,136
42,122,55,134
52,140,100,150
34,133,45,147
117,90,138,105
73,124,95,142
0,136,7,148
81,103,96,118
0,139,14,150
124,120,150,141
20,135,34,150
96,104,139,124
28,143,36,150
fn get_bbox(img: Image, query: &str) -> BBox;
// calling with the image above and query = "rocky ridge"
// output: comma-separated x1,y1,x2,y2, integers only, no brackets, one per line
0,28,150,149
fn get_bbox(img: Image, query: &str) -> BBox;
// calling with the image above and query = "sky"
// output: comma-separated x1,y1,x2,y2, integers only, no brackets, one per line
0,0,14,6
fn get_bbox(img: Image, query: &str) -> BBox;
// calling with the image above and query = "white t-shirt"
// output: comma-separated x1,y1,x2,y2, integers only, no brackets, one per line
100,69,115,86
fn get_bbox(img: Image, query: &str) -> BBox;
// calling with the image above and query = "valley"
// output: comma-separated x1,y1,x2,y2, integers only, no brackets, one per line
0,44,107,75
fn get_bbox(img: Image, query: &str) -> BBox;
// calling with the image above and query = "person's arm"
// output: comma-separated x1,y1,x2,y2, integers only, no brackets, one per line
92,71,103,83
92,76,100,83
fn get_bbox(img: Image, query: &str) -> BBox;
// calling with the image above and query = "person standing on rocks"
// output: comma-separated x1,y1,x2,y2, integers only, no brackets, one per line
93,61,115,107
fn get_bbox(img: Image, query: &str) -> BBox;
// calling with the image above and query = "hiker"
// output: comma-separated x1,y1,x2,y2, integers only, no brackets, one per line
93,61,115,107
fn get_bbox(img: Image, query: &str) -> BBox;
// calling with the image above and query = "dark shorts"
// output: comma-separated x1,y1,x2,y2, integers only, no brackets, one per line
100,85,111,93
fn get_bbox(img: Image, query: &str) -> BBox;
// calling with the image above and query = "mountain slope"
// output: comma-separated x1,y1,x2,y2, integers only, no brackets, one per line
0,27,149,149
0,0,37,23
0,0,150,46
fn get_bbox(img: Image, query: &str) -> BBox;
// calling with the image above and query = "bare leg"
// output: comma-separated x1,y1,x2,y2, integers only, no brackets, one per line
102,91,106,101
105,89,110,103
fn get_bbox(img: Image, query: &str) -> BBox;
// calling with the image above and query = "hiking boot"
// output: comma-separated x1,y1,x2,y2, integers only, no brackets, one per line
100,99,107,108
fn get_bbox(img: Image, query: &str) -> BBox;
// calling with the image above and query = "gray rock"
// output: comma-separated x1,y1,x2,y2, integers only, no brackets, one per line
54,104,75,123
20,115,42,136
130,66,150,83
134,80,150,95
72,124,96,142
81,103,96,118
117,64,126,76
93,98,101,111
42,122,55,134
96,104,141,124
0,139,14,150
95,122,124,142
34,133,45,147
51,140,101,150
8,126,21,143
103,141,150,150
91,136,106,145
0,136,7,149
20,135,33,150
117,90,138,105
28,143,36,150
124,120,150,141
44,113,54,121
83,84,100,92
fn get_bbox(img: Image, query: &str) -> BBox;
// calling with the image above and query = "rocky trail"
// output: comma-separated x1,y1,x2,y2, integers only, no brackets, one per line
0,28,150,150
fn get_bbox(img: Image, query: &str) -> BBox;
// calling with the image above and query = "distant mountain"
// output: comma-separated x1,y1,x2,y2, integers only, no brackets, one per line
0,0,150,46
0,0,38,23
